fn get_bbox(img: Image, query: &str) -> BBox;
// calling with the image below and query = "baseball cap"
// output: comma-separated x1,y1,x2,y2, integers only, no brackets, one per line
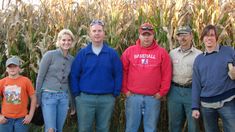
139,23,155,35
6,56,20,67
176,26,192,35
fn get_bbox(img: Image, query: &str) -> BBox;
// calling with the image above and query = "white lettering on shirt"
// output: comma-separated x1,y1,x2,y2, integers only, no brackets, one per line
134,54,156,59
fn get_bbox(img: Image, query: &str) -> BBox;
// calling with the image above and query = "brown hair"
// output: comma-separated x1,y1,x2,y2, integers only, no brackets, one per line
200,25,218,41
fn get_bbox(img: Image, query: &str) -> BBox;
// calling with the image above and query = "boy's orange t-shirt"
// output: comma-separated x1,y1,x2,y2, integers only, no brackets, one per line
0,76,35,118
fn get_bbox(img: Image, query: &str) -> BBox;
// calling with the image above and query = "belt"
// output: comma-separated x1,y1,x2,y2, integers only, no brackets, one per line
172,82,192,88
81,92,112,96
43,89,65,93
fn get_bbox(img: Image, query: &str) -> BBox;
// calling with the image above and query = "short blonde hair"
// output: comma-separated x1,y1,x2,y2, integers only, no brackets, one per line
56,29,75,47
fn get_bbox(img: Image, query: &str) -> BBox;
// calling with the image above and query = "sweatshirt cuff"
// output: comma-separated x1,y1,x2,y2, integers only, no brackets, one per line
158,92,165,97
192,107,199,110
73,92,80,97
113,91,120,97
121,88,128,94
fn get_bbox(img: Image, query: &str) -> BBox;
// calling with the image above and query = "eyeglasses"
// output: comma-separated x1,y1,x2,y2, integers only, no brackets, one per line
205,34,216,37
177,33,190,37
90,19,105,26
141,26,154,30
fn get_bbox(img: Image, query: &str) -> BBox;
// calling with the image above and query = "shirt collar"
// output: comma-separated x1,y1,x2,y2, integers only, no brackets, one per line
85,42,109,55
57,48,70,59
204,44,220,56
177,46,194,53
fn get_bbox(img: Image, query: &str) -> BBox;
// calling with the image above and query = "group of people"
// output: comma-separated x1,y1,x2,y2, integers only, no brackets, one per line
0,19,234,132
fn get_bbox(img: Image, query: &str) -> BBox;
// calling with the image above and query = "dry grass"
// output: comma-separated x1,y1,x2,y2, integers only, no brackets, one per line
0,0,234,131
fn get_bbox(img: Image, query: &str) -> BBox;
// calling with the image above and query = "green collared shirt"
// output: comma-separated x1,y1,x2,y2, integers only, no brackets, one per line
170,46,202,85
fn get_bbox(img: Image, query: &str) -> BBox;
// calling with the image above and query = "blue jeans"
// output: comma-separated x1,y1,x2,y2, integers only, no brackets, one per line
0,117,29,132
167,86,199,132
75,92,115,132
201,99,235,132
125,94,161,132
41,91,69,132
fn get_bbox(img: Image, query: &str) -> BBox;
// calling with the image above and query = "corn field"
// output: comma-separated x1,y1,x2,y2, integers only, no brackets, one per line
0,0,234,131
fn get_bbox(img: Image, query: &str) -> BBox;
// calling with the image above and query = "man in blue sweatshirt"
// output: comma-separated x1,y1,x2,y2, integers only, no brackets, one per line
69,19,123,132
192,25,235,132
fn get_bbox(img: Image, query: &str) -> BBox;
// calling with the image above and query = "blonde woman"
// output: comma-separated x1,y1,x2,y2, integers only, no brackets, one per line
36,29,75,132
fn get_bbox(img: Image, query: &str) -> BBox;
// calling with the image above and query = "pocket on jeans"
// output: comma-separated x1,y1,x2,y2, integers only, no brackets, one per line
109,94,115,101
61,92,69,99
41,92,56,105
42,92,52,99
75,95,80,101
125,95,133,105
126,94,134,99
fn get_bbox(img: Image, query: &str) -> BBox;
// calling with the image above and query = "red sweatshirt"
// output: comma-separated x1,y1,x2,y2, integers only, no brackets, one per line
121,39,172,96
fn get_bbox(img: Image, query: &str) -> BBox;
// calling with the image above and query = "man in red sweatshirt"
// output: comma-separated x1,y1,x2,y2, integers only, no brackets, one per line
121,23,172,132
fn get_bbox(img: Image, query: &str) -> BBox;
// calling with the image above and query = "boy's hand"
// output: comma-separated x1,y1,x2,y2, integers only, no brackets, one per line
0,115,7,124
23,114,33,124
36,104,40,108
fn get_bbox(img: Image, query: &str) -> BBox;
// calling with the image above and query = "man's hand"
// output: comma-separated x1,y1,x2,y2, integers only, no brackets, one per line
125,91,133,97
228,63,235,80
154,93,162,99
70,108,76,116
0,115,7,124
192,110,200,119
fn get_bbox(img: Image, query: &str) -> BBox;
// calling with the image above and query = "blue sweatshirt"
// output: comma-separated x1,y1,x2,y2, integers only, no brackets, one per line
192,45,235,109
69,42,123,97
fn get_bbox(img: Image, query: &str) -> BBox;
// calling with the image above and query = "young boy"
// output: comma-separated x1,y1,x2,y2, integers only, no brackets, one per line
0,56,36,132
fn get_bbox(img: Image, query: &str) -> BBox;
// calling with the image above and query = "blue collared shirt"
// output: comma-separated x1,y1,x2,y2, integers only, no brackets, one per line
69,42,123,97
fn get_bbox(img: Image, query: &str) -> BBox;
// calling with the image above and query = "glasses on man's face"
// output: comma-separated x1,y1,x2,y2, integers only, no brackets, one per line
205,33,216,37
141,26,154,30
177,33,190,37
90,20,105,26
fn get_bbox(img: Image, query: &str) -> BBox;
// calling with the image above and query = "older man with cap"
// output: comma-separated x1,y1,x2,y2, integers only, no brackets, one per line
121,22,172,132
167,26,202,132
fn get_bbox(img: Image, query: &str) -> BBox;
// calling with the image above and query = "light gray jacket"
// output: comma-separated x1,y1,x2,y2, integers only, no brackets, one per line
36,48,74,105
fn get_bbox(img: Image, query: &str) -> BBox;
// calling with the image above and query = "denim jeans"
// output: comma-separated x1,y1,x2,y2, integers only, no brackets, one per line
201,99,235,132
167,86,199,132
0,117,29,132
125,94,161,132
41,91,69,132
75,92,115,132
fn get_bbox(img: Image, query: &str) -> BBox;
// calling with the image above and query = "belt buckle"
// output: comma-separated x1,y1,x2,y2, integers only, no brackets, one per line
181,83,191,88
181,84,187,88
173,82,191,88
